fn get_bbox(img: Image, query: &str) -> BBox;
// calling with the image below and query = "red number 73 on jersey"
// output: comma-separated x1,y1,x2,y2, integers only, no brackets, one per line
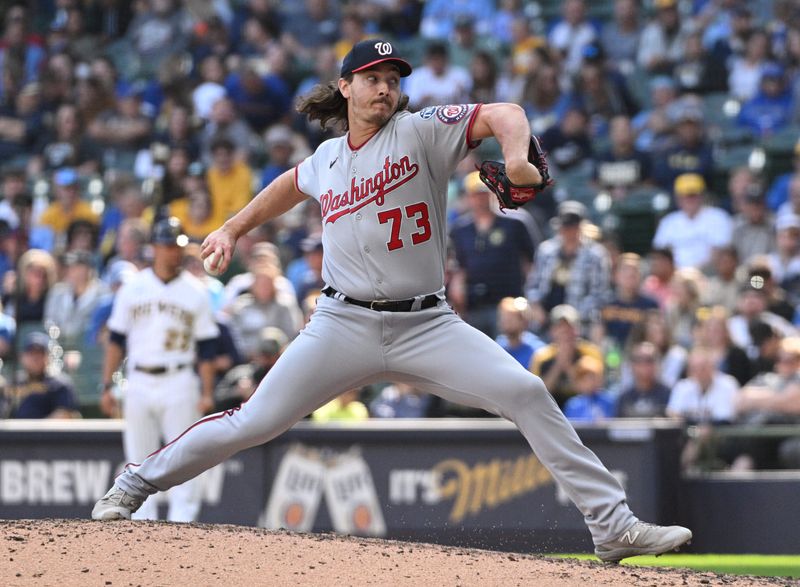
377,202,432,251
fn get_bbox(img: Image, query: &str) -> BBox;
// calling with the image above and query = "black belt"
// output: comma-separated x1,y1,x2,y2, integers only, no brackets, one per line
134,363,192,375
322,286,440,312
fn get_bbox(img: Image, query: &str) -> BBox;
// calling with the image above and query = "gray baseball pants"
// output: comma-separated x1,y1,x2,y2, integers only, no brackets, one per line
116,295,636,544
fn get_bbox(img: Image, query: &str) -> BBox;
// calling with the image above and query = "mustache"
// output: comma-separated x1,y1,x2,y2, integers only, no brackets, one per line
372,97,392,107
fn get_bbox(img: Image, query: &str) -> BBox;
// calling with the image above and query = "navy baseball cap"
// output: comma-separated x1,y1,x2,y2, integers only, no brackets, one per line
300,234,323,253
23,331,50,352
151,217,188,247
340,39,412,78
761,62,785,80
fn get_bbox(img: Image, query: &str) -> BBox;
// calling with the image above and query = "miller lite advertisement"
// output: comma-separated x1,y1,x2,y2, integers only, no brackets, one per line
261,445,386,536
260,445,326,532
323,449,386,536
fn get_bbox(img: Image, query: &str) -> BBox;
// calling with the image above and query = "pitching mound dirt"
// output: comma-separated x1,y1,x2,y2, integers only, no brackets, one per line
0,519,792,586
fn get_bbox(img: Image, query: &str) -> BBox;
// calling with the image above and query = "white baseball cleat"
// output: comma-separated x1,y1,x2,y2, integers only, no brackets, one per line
594,521,692,563
91,485,145,520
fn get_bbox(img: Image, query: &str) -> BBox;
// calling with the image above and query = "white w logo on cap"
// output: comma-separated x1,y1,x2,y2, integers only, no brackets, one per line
374,42,392,55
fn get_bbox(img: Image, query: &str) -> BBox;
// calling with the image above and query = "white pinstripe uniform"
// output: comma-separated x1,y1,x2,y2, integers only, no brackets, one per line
109,267,219,521
112,102,640,545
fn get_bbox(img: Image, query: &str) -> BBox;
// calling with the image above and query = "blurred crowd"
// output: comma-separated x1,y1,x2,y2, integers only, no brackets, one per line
0,0,799,472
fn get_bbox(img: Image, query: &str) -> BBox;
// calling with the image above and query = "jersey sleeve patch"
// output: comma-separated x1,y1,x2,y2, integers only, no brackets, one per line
418,106,437,120
435,104,470,125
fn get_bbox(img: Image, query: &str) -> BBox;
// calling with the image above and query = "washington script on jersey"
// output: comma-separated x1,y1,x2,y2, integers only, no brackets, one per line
320,155,419,224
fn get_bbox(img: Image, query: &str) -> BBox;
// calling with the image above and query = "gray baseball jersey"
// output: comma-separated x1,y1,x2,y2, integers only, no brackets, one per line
295,104,481,300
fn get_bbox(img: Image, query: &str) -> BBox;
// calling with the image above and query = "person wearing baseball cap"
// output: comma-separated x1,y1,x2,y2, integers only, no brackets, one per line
213,326,288,412
448,170,536,337
44,248,108,343
563,354,615,423
652,173,734,269
527,199,609,336
261,124,297,188
150,217,189,287
151,216,189,247
529,303,604,408
99,213,220,521
732,183,775,265
738,62,793,137
7,331,80,419
294,233,325,304
37,168,99,249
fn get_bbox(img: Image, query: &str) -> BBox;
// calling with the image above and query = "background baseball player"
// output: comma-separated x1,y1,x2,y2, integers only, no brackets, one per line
93,40,690,563
99,217,219,522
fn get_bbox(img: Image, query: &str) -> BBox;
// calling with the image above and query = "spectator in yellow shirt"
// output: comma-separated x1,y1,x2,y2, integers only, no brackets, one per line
311,387,369,422
169,186,219,242
207,136,253,228
36,168,99,251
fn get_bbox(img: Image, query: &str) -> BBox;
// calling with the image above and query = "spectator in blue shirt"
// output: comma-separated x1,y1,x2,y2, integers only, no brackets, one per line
86,259,138,345
224,63,292,133
0,6,46,103
0,296,15,365
594,115,653,197
737,63,794,138
616,342,671,418
369,382,434,419
286,233,324,306
766,141,800,211
449,171,535,338
652,98,714,191
600,253,660,349
540,107,594,173
260,124,295,188
521,62,573,136
0,82,45,162
5,332,80,419
495,296,545,369
419,0,496,40
563,355,616,422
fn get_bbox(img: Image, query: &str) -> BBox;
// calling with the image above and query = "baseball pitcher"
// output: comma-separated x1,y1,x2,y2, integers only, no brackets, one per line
93,40,691,563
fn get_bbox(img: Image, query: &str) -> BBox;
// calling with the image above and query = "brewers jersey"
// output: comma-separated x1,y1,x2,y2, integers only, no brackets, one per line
108,268,219,369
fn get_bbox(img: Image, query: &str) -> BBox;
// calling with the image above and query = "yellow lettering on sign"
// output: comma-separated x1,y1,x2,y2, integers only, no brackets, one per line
433,455,553,523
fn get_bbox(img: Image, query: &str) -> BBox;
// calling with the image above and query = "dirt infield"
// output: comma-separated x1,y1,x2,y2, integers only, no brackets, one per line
0,519,792,586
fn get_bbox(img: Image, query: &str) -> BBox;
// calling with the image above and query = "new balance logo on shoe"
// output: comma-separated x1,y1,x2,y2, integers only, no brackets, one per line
621,530,640,544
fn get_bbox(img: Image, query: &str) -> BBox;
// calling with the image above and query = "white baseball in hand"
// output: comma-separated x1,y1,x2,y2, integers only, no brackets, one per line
203,248,224,276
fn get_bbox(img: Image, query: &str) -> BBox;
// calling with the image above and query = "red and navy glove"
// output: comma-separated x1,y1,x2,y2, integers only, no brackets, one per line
477,136,554,210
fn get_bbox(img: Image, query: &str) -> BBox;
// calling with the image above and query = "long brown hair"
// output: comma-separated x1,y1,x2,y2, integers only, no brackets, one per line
296,75,410,132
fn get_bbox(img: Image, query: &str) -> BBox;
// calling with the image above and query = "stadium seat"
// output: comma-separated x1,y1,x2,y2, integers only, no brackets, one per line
702,92,741,133
626,68,653,110
551,167,598,214
606,187,666,254
712,144,760,196
763,126,800,184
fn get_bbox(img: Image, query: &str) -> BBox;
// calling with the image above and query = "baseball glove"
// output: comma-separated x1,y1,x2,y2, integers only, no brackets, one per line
477,135,554,210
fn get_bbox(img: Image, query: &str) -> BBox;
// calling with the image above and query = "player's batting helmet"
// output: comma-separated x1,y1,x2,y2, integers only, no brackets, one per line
151,217,188,247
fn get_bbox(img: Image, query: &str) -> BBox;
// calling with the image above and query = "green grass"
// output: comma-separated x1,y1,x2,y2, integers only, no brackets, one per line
551,554,800,579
